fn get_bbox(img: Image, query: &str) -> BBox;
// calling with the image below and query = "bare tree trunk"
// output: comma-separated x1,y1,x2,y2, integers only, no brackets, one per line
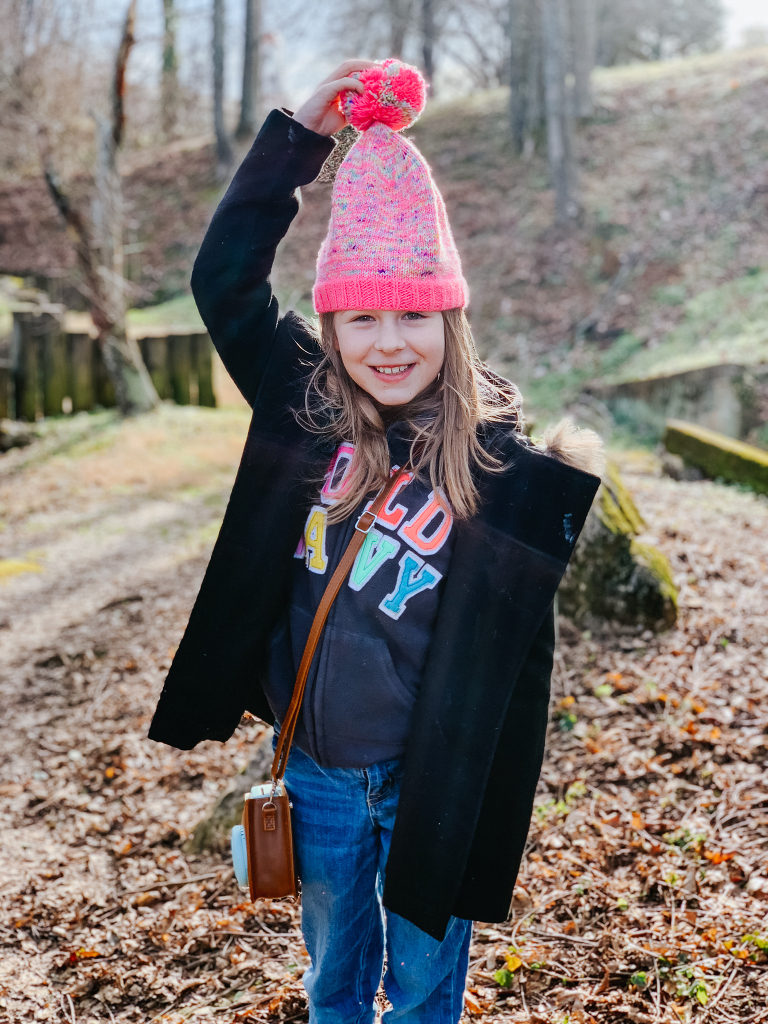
525,4,543,148
509,0,528,153
388,0,413,58
541,0,579,223
570,0,595,117
213,0,233,174
161,0,180,138
235,0,261,140
561,0,579,200
421,0,436,91
41,0,158,416
509,0,542,155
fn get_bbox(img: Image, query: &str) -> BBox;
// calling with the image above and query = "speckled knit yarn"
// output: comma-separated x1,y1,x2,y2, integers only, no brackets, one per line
313,64,468,313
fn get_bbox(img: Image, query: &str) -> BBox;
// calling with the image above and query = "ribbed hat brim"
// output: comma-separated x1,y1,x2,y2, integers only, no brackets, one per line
313,275,469,313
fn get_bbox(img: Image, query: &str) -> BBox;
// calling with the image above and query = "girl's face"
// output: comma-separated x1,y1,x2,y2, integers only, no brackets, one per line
333,310,445,406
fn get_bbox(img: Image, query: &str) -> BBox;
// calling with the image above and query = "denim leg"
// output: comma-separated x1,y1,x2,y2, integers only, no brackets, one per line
381,911,471,1023
282,745,470,1024
283,744,384,1024
367,762,472,1024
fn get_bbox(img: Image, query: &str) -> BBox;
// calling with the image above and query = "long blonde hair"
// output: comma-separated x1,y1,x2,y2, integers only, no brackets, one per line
299,308,522,523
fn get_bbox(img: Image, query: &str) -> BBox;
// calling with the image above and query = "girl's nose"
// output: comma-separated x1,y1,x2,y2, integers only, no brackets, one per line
375,321,406,353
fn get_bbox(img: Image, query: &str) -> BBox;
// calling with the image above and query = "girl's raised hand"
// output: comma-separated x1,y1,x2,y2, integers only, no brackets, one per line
293,60,377,137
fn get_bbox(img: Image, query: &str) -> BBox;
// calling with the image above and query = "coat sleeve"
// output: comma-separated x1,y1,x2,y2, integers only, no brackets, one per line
190,110,335,406
452,605,554,923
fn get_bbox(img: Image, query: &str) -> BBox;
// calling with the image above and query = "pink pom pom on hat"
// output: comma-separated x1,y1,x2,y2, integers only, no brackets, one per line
312,59,469,314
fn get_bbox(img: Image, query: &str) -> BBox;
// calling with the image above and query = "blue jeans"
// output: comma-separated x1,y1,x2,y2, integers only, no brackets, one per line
280,740,472,1023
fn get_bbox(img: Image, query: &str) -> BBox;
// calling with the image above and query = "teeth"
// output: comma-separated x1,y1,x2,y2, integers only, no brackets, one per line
375,365,410,375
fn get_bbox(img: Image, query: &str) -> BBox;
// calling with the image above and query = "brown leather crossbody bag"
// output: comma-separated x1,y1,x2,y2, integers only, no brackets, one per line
239,465,412,902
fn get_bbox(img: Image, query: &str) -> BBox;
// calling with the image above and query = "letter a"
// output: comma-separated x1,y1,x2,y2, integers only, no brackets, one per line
349,529,400,592
303,505,328,574
379,551,442,621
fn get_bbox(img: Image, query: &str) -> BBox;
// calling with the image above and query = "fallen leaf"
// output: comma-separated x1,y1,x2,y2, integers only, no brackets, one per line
704,850,735,864
134,891,160,907
505,953,523,972
463,990,483,1015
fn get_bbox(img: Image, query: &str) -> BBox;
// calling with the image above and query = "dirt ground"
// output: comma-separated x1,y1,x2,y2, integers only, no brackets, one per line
1,410,767,1024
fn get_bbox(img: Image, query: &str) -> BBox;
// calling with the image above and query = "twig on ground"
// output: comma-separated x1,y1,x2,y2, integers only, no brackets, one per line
117,871,221,897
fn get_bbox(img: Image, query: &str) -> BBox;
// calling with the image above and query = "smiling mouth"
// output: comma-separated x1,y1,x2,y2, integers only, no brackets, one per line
371,363,415,377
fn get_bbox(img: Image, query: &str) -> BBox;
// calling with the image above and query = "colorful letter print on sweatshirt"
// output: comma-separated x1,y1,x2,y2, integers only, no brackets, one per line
263,429,455,768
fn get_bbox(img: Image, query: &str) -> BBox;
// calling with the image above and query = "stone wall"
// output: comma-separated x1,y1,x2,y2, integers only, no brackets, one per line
592,362,768,441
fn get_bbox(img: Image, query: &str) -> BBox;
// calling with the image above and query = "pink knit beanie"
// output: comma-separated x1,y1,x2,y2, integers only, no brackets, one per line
312,60,469,313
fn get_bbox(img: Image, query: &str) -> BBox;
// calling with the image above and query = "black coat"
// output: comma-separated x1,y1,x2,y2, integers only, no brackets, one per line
149,110,600,940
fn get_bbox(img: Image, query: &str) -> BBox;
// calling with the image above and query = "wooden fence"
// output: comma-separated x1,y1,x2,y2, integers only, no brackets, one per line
0,311,215,420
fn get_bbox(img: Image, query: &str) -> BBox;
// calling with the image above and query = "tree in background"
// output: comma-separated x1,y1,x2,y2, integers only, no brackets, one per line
319,0,441,90
443,0,509,90
571,0,595,116
0,0,93,182
508,0,585,219
41,0,159,415
320,0,516,95
541,0,579,223
505,0,722,220
387,0,415,57
213,0,233,175
236,0,262,140
596,0,723,65
508,0,541,154
421,0,437,88
161,0,180,139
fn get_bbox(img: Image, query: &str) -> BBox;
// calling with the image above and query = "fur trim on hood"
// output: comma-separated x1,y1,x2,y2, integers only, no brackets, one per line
536,418,605,477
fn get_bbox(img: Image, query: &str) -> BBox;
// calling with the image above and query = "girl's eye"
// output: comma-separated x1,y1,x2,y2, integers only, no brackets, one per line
351,315,374,323
402,312,425,320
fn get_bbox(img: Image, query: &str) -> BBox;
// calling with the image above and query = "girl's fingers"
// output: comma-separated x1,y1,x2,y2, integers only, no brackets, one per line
318,76,365,100
318,60,377,87
294,64,374,135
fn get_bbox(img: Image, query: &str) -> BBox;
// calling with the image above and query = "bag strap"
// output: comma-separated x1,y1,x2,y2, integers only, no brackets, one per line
270,465,411,787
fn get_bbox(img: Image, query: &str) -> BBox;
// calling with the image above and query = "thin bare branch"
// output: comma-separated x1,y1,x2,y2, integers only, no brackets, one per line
112,0,137,151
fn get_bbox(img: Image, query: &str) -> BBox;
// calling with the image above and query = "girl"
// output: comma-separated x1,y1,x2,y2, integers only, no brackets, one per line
150,59,602,1023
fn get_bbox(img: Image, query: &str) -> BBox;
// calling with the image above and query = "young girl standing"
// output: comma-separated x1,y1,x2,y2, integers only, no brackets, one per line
150,59,602,1023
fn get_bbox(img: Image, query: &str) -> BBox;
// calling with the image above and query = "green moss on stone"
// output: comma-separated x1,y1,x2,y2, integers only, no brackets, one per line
598,462,646,536
558,462,678,631
664,419,768,494
630,540,678,627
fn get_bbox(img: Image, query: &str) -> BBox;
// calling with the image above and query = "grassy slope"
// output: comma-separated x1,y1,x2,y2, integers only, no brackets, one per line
522,265,768,427
127,293,204,330
602,268,768,381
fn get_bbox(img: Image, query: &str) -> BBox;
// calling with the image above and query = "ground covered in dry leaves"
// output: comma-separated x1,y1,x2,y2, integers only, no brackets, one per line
1,413,767,1024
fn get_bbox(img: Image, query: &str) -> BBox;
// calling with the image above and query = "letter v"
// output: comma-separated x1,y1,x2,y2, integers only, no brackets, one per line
348,529,401,592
